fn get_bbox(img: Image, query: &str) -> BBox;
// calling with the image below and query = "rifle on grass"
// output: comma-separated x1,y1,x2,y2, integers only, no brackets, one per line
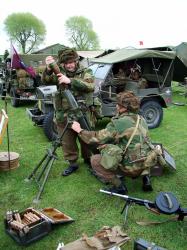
100,189,187,223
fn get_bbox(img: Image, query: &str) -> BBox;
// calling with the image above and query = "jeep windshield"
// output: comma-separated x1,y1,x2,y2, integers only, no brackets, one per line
89,63,111,80
89,63,112,94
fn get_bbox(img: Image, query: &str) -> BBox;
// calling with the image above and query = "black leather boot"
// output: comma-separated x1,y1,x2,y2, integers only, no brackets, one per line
142,175,153,192
105,183,128,195
62,163,79,176
83,158,91,165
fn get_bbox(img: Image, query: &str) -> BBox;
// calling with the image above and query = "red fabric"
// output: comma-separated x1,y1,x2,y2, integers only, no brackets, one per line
11,44,36,78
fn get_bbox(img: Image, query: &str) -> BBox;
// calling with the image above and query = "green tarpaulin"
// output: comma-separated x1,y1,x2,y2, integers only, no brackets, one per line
91,48,176,64
172,42,187,82
91,45,187,82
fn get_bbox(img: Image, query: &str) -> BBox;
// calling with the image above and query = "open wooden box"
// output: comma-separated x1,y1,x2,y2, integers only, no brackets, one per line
5,207,74,245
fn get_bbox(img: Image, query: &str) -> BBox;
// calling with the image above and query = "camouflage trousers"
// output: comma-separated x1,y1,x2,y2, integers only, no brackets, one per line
91,154,122,186
57,121,92,163
90,153,154,186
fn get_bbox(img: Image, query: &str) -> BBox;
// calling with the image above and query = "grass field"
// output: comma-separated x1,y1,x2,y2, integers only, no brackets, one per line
0,84,187,249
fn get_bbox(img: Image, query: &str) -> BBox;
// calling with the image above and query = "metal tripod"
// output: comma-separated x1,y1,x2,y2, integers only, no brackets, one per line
25,121,69,203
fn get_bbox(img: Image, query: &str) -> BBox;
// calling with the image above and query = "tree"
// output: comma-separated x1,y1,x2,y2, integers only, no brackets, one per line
4,13,46,54
65,16,100,50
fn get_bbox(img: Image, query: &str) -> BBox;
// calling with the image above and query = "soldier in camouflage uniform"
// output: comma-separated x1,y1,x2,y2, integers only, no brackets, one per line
130,64,148,89
42,48,95,176
71,91,158,194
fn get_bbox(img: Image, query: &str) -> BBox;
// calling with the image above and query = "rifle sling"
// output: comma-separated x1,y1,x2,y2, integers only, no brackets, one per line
136,216,178,226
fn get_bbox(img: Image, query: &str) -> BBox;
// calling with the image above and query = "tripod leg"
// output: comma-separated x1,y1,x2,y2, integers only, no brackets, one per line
33,157,56,203
36,155,53,182
25,153,48,181
30,121,69,202
36,120,68,183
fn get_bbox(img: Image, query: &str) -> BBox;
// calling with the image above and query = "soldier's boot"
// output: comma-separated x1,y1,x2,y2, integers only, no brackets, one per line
105,183,128,195
105,176,128,195
142,175,153,192
83,158,91,165
62,162,79,176
90,169,110,184
105,175,128,195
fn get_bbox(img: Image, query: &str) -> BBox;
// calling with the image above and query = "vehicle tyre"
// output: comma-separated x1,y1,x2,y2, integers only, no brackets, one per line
10,87,20,107
140,100,163,129
43,111,58,141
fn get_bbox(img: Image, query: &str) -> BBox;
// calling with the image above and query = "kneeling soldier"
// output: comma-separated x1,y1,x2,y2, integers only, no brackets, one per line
71,91,158,194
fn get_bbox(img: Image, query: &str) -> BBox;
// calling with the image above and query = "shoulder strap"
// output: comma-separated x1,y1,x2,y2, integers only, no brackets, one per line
138,122,155,150
123,115,140,154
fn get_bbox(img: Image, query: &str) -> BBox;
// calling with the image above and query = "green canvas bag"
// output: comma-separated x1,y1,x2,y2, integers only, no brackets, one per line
100,144,123,170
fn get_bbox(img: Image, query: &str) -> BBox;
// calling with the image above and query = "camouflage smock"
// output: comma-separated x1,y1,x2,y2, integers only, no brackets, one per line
79,113,152,175
42,65,95,123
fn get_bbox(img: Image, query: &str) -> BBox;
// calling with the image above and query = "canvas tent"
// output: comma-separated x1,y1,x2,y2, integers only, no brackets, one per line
77,50,114,67
77,50,105,67
172,42,187,82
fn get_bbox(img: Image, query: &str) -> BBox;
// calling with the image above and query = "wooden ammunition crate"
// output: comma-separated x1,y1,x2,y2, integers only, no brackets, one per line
5,207,74,246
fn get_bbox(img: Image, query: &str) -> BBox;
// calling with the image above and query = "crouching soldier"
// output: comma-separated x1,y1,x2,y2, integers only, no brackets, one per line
71,91,159,194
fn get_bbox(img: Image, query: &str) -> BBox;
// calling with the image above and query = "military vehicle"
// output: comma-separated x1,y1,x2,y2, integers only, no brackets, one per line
0,54,56,107
27,48,176,140
26,85,57,141
90,48,176,129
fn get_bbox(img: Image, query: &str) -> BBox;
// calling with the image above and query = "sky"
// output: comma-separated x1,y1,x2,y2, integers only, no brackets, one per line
1,0,187,54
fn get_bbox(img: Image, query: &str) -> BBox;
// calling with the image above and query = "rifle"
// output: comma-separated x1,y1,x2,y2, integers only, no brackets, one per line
100,189,187,223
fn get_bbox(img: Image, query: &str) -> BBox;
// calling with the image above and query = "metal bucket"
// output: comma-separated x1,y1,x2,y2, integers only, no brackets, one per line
0,152,19,171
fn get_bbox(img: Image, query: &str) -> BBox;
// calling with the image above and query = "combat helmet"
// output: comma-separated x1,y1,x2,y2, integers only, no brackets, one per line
116,91,140,113
130,63,141,74
58,47,79,64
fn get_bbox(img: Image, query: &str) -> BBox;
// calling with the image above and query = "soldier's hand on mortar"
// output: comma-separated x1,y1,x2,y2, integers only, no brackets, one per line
45,56,55,70
57,73,71,85
71,121,83,133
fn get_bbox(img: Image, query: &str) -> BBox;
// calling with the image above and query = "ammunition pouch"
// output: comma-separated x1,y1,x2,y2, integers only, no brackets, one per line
100,144,123,170
53,91,70,111
77,100,88,113
53,91,62,111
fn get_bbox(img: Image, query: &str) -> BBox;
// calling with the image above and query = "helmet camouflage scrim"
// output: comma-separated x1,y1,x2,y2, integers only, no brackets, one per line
58,47,79,64
130,64,141,74
116,91,140,113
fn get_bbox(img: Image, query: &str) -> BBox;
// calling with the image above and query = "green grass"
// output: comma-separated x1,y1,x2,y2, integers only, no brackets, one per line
0,84,187,250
